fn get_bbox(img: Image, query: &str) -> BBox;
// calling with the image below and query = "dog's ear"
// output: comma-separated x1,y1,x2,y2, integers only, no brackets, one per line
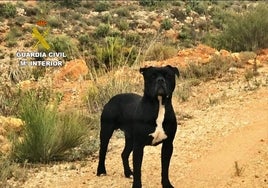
140,66,152,75
166,65,180,78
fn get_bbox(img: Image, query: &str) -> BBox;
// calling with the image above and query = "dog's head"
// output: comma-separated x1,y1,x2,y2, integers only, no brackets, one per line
140,65,179,99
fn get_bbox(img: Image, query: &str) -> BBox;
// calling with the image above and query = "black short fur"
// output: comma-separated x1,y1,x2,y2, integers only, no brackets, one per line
97,65,179,188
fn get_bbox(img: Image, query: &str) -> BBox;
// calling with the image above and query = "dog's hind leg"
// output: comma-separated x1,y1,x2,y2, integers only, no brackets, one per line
121,135,133,178
97,122,114,176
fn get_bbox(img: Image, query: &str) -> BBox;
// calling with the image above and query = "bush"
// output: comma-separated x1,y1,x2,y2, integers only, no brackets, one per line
11,90,89,163
94,1,110,12
93,24,110,38
59,0,81,8
94,37,130,69
117,19,129,31
139,0,156,7
181,54,233,80
45,35,79,60
47,16,63,28
145,43,177,61
114,7,130,17
5,27,23,47
161,18,173,30
125,32,141,45
0,3,17,18
214,4,268,52
78,34,90,45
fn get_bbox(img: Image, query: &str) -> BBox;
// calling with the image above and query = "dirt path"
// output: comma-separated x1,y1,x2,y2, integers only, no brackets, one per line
176,119,268,188
18,86,268,188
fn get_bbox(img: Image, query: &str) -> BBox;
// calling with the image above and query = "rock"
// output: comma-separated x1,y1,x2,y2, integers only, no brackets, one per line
54,59,89,82
0,116,24,133
248,59,261,66
0,116,24,154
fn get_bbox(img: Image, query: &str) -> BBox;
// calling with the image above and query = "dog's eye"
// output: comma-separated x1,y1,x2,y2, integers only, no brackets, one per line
165,73,172,79
151,74,157,79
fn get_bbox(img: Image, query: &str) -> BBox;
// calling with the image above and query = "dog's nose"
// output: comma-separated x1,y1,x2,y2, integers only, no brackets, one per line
156,77,165,84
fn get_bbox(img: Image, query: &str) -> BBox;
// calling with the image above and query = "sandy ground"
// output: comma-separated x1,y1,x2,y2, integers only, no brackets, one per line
13,64,268,188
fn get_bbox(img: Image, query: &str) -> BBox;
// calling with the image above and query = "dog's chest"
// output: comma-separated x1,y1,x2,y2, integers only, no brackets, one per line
149,96,167,145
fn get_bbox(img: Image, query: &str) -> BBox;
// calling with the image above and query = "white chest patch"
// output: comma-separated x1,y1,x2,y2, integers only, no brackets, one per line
149,96,168,145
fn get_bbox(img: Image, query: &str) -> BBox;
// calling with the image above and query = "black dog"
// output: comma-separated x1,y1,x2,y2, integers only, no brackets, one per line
97,65,179,188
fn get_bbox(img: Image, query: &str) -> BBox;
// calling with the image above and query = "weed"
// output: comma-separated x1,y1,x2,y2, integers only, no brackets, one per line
125,32,141,45
234,161,244,177
78,34,90,46
117,19,129,31
44,35,79,61
93,37,138,70
161,18,173,30
139,0,156,7
10,90,89,163
94,1,110,12
181,54,232,81
32,67,46,81
0,155,28,186
47,16,63,28
176,83,191,102
0,83,21,116
0,3,17,18
93,24,110,38
5,27,23,47
214,4,268,51
145,42,177,61
114,7,130,17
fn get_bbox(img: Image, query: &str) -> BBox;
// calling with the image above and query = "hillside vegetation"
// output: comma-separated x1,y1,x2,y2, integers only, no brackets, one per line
0,1,268,187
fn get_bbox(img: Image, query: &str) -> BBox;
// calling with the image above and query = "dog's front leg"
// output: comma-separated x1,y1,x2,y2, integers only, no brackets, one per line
161,140,174,188
132,144,144,188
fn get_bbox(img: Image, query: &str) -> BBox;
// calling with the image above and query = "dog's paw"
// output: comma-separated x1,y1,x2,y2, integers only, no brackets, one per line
162,180,174,188
97,167,107,176
149,129,167,145
124,170,133,178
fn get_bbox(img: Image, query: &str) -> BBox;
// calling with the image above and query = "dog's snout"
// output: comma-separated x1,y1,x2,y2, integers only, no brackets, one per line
156,77,165,84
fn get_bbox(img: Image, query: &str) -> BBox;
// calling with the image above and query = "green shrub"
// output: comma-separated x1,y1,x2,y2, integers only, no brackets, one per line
94,37,127,69
114,7,130,17
161,18,173,30
117,19,129,31
11,90,89,163
100,12,112,23
47,16,63,28
181,54,233,80
93,24,110,38
78,34,90,45
59,0,81,8
125,32,141,45
0,3,17,18
214,4,268,51
5,27,23,47
139,0,156,7
94,1,110,12
45,35,79,60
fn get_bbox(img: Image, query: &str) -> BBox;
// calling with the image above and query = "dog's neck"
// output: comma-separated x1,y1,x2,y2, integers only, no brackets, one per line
143,93,172,105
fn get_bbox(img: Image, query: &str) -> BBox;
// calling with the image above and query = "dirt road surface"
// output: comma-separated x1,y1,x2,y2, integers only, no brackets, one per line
18,76,268,188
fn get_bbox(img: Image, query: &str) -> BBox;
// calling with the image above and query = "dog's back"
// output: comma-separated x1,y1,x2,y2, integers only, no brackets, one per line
101,93,141,130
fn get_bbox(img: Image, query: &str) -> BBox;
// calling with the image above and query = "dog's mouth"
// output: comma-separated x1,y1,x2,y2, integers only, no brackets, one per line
156,85,167,96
